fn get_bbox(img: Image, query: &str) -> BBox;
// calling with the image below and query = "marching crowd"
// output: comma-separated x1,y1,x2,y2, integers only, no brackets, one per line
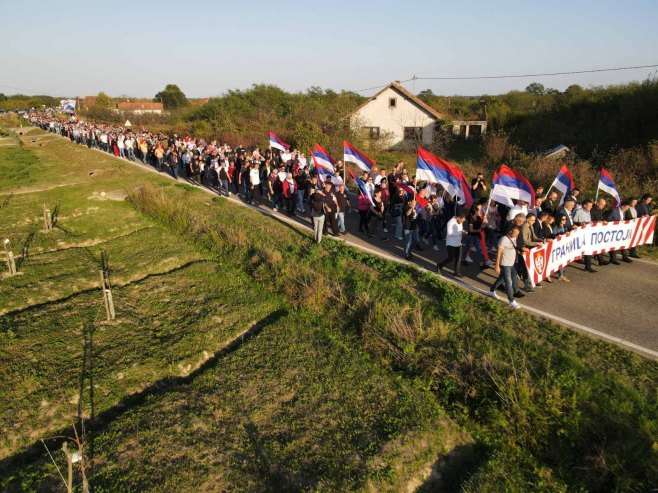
30,112,654,309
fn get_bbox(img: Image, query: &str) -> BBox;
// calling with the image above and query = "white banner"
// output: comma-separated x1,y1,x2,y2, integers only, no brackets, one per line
524,215,657,284
60,99,76,113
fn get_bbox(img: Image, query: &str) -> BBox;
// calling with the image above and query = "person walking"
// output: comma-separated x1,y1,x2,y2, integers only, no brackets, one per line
487,225,524,308
310,187,326,243
403,199,421,260
335,183,351,234
437,212,466,277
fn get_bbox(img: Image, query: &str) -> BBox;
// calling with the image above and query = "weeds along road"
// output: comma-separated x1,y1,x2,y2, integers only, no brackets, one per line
23,128,658,360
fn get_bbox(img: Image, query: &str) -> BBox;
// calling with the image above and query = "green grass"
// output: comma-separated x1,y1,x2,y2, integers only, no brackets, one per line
1,128,462,491
125,180,658,492
1,125,657,491
3,312,458,492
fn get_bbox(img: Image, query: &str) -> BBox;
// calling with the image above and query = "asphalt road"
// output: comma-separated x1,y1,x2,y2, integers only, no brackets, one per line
18,129,658,359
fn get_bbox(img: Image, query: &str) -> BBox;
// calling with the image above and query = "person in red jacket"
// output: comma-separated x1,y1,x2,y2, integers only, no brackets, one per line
282,172,296,215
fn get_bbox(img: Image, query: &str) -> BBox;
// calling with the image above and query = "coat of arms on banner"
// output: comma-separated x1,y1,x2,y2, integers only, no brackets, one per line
533,249,546,276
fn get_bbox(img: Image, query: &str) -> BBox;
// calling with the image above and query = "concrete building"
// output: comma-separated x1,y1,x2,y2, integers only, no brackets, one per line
450,120,487,140
543,144,571,159
115,102,164,115
350,81,443,148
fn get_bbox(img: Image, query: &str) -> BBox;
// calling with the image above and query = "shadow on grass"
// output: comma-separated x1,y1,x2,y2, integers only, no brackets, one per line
0,308,288,478
16,229,36,269
416,443,489,492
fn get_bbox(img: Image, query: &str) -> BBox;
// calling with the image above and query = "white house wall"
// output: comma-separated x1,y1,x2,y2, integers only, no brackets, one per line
351,87,435,146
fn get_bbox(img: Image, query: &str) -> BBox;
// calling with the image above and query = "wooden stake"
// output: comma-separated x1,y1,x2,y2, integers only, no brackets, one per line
62,442,73,493
4,240,17,276
100,271,115,321
43,204,53,231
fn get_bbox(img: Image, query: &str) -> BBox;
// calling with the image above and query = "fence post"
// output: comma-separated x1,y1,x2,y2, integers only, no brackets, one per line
43,203,53,231
100,251,115,320
4,239,17,276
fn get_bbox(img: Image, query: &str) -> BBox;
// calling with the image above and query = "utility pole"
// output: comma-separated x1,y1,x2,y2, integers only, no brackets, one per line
100,250,115,321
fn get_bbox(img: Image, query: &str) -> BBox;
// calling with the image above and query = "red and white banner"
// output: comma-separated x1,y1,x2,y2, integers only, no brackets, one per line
524,215,657,284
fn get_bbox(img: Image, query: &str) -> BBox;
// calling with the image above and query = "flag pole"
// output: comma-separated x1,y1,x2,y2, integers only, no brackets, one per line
595,185,600,202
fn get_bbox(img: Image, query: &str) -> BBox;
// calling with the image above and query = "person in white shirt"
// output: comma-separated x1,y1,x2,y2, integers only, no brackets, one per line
487,225,523,308
437,213,467,277
365,175,375,198
507,200,529,221
124,136,135,161
249,163,261,205
117,134,126,158
374,169,387,186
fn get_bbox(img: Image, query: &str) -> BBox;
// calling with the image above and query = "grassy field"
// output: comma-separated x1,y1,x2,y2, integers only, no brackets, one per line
1,119,657,492
0,120,462,491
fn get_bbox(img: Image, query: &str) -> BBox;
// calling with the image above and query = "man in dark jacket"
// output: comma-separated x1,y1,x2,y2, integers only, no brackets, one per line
541,191,560,215
335,183,351,234
607,201,632,264
589,198,610,265
636,194,653,217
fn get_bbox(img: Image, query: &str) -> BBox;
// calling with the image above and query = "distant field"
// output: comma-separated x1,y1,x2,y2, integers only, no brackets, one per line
1,119,657,492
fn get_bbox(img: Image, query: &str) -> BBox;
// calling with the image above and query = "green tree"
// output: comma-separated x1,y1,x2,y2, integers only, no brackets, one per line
154,84,188,110
525,82,546,96
95,91,113,108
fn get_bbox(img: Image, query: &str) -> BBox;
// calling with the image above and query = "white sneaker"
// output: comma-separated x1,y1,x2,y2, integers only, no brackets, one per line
273,206,278,211
487,290,499,300
433,245,439,251
464,256,474,264
486,259,495,267
383,228,389,233
509,300,520,309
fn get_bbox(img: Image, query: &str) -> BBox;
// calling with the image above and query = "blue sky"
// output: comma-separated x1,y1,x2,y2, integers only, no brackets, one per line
1,0,657,98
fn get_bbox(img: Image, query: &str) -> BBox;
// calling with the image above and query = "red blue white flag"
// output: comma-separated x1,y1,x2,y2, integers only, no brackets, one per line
416,147,472,208
491,165,535,206
549,164,575,204
343,140,375,172
269,131,290,152
312,144,336,174
598,168,620,207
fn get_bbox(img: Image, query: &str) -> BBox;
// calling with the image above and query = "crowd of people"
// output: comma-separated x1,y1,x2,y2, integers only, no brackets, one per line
29,111,655,309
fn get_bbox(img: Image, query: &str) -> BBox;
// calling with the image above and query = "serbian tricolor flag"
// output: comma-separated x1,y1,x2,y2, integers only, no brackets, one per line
399,183,429,213
343,141,375,172
269,131,290,152
311,144,336,174
398,183,416,200
549,164,575,204
356,176,374,205
490,171,513,207
416,147,472,207
491,165,535,206
598,168,621,207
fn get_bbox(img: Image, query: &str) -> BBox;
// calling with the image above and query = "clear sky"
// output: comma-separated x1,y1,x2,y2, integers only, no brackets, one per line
1,0,657,98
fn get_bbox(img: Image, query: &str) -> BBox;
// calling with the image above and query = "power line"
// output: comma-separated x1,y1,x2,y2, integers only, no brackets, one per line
414,63,658,81
5,63,658,97
0,83,53,95
352,63,658,93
